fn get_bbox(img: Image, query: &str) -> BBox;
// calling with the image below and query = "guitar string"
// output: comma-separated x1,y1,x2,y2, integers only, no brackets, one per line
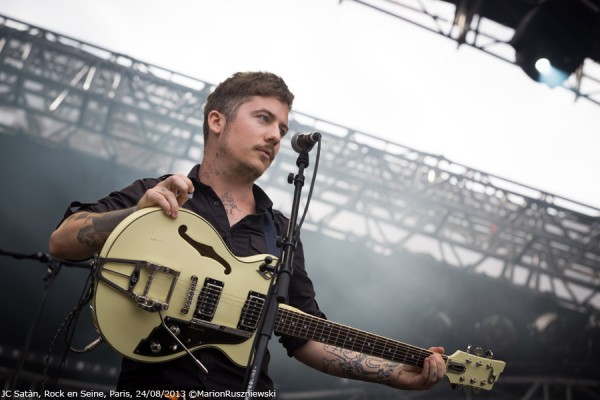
100,266,251,305
100,268,439,366
274,308,435,366
214,290,440,366
228,291,436,367
100,267,278,329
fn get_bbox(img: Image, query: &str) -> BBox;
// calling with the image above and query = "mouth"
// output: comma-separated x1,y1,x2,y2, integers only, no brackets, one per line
256,146,274,161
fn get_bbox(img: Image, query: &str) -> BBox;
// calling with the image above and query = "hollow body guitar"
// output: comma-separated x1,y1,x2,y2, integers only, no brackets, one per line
92,208,506,391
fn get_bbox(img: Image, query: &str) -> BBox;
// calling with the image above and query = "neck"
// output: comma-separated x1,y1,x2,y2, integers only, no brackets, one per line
198,163,257,226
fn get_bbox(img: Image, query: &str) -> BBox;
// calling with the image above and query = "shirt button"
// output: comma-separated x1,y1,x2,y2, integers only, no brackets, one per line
213,200,220,207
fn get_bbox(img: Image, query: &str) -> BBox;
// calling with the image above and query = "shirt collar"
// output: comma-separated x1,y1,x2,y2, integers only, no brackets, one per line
188,164,274,214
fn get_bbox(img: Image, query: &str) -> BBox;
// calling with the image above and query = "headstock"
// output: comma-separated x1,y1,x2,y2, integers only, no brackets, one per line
445,345,506,391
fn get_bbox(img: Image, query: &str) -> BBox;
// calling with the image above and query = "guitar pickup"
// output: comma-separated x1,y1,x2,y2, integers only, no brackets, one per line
194,278,224,321
238,291,266,332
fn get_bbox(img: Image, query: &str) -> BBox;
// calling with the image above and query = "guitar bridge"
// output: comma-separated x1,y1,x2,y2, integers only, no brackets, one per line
95,257,180,312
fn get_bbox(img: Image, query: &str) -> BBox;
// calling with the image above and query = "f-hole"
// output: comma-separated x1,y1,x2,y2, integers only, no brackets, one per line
178,225,232,274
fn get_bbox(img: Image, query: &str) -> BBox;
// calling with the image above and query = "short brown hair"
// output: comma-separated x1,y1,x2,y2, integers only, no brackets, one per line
202,71,295,141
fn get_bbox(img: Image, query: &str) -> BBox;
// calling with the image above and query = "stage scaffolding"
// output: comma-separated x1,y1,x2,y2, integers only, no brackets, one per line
341,0,600,107
1,13,600,400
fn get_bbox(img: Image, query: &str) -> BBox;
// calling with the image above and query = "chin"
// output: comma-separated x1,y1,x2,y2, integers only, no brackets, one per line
236,164,265,182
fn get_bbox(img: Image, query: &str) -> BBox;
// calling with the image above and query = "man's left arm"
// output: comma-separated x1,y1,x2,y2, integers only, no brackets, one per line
293,340,446,390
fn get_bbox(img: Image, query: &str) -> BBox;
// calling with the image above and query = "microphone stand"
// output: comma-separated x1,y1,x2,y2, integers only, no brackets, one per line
0,249,92,390
243,150,310,398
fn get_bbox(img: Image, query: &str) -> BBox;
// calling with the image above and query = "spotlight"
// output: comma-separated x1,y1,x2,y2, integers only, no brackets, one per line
530,312,567,351
475,314,516,352
511,0,598,87
419,310,453,341
535,58,552,75
583,312,600,356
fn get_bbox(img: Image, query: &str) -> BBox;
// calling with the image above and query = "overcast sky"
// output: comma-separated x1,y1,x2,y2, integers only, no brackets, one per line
3,0,600,210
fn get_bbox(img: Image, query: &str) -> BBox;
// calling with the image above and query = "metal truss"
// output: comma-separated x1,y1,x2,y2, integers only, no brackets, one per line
0,15,212,174
341,0,600,107
0,14,599,314
287,118,600,313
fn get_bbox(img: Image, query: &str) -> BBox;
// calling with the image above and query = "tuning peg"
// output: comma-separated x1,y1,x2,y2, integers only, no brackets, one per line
466,344,473,353
485,349,494,359
451,384,464,391
474,346,484,356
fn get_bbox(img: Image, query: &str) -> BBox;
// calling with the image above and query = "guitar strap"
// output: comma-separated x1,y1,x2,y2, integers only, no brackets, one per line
262,209,279,256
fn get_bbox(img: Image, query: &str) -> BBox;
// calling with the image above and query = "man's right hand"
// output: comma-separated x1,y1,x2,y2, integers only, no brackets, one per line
136,174,194,218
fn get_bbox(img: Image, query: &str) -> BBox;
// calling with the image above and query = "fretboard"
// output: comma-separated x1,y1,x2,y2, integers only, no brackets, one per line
275,307,445,368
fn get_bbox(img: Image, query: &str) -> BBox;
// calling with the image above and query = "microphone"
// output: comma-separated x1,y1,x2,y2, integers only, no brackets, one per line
291,131,321,153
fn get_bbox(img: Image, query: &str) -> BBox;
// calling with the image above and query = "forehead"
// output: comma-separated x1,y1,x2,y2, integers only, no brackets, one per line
238,96,290,119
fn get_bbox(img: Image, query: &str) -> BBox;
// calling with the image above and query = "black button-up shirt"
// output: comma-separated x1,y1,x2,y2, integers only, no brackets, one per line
62,165,324,393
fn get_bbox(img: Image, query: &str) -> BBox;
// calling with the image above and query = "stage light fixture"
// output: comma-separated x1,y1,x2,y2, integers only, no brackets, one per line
511,0,598,88
475,314,516,352
530,312,567,351
583,312,600,356
419,309,454,341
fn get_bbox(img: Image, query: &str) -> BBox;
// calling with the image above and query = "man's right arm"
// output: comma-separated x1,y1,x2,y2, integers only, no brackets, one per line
49,174,195,261
49,208,137,260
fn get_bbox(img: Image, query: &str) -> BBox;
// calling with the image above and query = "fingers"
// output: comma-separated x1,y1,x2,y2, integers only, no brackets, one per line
421,350,446,389
137,174,194,218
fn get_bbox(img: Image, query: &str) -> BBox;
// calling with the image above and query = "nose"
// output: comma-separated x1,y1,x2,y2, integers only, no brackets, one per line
265,124,281,145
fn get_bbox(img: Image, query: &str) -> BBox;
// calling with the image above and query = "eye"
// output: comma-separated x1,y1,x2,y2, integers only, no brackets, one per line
258,114,270,123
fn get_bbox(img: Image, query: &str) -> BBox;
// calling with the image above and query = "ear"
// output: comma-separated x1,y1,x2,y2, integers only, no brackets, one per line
207,110,225,136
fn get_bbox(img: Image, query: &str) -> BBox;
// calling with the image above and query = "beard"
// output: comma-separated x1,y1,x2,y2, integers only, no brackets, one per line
215,129,271,184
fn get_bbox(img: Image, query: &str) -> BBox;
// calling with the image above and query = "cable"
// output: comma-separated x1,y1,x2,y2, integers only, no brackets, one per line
41,271,94,393
294,137,321,239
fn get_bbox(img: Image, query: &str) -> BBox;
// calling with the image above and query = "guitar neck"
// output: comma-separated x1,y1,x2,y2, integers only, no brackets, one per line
275,307,446,368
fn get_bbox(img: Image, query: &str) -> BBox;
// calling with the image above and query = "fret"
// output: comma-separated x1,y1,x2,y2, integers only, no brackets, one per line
288,310,300,335
318,321,331,343
329,323,347,348
329,322,343,346
359,336,369,354
403,346,424,367
382,340,397,361
297,314,308,336
309,315,321,341
335,327,350,349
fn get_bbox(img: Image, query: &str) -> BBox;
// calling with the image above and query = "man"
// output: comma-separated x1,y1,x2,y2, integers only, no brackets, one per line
49,71,446,394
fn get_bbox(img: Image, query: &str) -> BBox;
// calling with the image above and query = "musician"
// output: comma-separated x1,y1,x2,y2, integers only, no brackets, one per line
49,71,446,395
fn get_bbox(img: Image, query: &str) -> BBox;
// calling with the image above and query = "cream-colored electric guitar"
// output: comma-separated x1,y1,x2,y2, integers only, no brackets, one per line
92,207,506,391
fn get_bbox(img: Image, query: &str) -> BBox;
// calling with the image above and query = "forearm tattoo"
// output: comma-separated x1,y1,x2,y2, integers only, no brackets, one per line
72,209,133,250
321,345,399,384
